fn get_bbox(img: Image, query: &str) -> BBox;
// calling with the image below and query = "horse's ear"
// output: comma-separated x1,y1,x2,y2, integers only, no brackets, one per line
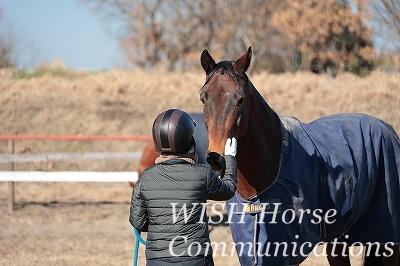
201,49,216,75
235,46,252,73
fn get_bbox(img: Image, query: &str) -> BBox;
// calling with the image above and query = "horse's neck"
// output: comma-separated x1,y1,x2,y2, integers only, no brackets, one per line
236,84,282,199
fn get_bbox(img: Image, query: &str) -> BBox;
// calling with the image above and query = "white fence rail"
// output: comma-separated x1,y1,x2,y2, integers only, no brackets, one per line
1,135,150,213
0,171,138,182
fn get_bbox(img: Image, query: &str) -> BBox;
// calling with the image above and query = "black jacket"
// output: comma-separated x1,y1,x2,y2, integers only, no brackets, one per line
129,156,237,260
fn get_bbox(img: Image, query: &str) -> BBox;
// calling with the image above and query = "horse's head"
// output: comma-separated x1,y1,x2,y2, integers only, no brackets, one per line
200,47,252,171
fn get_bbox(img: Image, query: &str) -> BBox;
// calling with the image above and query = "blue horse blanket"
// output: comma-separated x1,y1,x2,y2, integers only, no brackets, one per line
190,113,208,164
227,113,400,265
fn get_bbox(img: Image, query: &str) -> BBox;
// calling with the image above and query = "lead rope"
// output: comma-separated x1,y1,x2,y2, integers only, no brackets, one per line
133,228,147,266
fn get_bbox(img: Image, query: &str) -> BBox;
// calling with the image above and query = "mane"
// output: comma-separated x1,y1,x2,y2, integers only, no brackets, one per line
204,61,236,85
237,69,276,121
250,80,274,114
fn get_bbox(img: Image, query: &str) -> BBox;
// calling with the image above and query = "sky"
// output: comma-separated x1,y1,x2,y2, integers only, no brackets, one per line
1,0,121,70
0,1,394,71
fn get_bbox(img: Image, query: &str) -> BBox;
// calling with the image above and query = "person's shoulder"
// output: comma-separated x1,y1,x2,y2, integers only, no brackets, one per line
139,165,162,180
194,163,212,170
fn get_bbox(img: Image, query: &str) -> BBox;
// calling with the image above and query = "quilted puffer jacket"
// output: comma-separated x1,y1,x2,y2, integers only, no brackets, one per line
129,156,237,260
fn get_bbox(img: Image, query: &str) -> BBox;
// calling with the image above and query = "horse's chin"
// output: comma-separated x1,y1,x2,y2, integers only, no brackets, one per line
206,151,226,172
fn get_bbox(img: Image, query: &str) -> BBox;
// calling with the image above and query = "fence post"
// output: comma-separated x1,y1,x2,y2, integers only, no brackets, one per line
8,139,15,214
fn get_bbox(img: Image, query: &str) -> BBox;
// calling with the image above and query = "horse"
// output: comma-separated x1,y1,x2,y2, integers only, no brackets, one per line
199,47,400,266
129,113,209,188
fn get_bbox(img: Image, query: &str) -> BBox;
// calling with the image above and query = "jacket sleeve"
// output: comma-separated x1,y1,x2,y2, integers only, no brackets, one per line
129,180,149,232
206,155,237,200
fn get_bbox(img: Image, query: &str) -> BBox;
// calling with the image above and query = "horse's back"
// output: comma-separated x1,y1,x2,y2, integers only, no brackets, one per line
241,113,400,265
305,113,399,147
290,113,400,242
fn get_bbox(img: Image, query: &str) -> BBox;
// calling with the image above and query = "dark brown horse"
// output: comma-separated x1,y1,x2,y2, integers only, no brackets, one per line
200,47,400,265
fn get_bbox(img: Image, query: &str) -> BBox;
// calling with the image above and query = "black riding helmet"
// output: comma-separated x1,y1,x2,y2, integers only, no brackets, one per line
152,109,196,153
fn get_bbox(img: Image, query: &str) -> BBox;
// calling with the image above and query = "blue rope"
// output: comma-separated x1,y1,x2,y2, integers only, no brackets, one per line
133,228,147,266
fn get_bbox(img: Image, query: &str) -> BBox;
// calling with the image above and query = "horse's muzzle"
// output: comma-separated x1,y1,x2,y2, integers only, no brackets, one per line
206,151,226,172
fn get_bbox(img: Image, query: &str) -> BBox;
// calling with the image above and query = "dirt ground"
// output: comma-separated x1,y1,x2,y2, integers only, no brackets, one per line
1,69,399,265
0,182,364,266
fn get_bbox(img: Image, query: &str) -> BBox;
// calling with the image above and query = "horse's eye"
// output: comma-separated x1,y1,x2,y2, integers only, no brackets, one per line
200,91,208,104
237,97,245,106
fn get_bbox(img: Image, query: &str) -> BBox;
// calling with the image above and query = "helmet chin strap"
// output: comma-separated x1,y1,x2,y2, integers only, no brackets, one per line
186,137,196,154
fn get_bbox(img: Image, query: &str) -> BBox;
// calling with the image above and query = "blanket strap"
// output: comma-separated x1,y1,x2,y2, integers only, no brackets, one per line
247,119,290,202
319,220,327,241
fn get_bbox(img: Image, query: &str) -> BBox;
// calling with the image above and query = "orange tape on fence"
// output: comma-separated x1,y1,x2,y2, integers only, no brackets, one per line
0,135,152,141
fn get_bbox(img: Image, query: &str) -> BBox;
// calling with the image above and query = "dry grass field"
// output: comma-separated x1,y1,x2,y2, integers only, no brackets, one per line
0,69,399,265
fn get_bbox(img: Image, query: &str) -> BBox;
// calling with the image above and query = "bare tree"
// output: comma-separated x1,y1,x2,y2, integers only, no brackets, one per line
79,0,290,72
371,0,400,52
271,0,374,75
209,0,289,73
0,8,15,68
158,0,218,71
0,7,43,70
79,0,377,74
82,0,166,69
80,0,219,71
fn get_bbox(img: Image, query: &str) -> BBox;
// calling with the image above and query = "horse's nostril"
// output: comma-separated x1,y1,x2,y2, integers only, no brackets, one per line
206,151,225,172
206,156,217,170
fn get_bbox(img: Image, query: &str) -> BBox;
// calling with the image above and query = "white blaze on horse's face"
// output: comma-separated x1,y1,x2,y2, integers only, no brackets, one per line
200,47,252,169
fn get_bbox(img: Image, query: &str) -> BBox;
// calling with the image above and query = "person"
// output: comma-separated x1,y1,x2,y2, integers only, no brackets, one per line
129,108,237,266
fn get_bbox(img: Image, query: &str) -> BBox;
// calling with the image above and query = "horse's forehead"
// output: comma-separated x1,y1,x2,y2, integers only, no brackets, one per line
203,61,242,94
210,72,236,89
216,60,235,73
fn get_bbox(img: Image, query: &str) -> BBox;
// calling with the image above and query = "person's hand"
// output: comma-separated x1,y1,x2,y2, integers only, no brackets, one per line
224,137,237,156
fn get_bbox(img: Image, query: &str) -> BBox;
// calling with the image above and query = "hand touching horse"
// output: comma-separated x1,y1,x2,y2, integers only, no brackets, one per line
200,47,400,265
